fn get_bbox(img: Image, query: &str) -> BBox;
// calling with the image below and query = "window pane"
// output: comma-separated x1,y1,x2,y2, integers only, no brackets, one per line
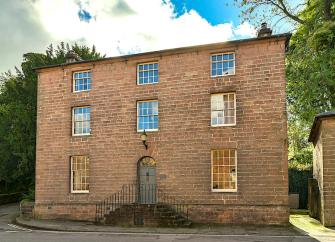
211,69,216,76
138,117,144,130
74,71,91,92
211,53,235,77
138,63,159,85
72,156,89,192
212,149,237,191
211,93,236,126
137,101,158,131
73,107,91,135
223,62,229,69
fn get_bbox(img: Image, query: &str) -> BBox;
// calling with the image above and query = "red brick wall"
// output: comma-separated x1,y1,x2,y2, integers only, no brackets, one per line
314,118,335,226
35,37,289,224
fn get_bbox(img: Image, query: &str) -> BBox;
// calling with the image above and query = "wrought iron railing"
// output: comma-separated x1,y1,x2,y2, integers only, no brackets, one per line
95,184,189,223
157,188,189,220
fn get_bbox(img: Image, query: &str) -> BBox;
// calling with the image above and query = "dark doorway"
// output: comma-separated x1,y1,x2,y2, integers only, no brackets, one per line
137,157,156,204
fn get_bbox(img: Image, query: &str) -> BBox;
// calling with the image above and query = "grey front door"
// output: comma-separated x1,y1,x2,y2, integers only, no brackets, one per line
138,157,156,204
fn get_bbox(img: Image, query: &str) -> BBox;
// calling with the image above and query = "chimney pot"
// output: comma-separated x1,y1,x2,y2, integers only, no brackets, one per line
65,50,82,63
257,22,272,38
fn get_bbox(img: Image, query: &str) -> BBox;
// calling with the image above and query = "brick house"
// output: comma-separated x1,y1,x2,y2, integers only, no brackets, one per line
34,29,290,225
309,111,335,226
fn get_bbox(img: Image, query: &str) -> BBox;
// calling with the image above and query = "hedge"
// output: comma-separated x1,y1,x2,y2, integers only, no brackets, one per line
0,192,23,205
289,168,312,209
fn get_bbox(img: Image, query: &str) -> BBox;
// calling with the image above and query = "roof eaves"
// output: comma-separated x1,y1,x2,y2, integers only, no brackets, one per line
33,33,291,72
308,111,335,143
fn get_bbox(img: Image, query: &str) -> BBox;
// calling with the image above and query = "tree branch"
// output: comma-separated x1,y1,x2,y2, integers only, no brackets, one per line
272,0,305,24
323,0,333,20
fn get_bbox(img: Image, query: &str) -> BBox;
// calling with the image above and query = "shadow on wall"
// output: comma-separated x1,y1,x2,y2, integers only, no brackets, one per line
289,168,312,209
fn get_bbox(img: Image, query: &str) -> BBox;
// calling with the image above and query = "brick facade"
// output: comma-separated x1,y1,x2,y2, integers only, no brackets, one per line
35,35,289,224
310,113,335,226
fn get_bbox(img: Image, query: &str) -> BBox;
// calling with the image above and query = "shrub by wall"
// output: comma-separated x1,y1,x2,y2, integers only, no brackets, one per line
289,168,312,209
0,192,22,205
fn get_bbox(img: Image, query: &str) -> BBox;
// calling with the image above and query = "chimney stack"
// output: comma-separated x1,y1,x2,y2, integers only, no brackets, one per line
257,22,272,38
65,50,82,63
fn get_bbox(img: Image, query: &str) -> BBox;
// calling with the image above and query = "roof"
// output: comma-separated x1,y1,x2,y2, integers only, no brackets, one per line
34,33,291,71
308,111,335,142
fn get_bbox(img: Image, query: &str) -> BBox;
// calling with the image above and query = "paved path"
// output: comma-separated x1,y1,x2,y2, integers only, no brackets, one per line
0,203,322,242
0,231,320,242
290,214,335,242
0,203,23,233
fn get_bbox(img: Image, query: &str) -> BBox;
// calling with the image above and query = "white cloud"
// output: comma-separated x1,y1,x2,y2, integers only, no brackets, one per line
0,0,51,73
0,0,257,73
233,22,257,37
32,0,256,57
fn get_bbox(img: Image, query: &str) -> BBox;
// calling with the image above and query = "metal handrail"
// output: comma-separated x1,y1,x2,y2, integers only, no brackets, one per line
95,184,137,222
95,184,189,223
157,188,189,220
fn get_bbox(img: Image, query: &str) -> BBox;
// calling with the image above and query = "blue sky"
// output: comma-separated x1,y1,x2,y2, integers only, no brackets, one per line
0,0,295,74
171,0,240,25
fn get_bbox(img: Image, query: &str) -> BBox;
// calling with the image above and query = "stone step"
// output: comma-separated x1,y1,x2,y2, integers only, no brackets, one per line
103,203,192,227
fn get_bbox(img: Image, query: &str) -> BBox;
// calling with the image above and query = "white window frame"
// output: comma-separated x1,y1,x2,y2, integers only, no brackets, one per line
211,92,236,127
211,149,237,193
137,100,159,132
73,70,91,93
72,106,91,136
210,52,235,77
137,62,159,85
70,156,89,194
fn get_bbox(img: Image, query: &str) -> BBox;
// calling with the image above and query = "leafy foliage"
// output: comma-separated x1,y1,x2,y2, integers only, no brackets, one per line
235,0,334,208
0,43,104,195
288,117,313,170
0,192,23,205
235,0,334,167
234,0,306,27
287,21,335,124
286,1,335,170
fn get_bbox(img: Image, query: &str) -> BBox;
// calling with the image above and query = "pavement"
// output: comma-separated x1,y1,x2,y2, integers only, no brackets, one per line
290,214,335,241
0,203,21,231
0,203,332,242
15,216,302,236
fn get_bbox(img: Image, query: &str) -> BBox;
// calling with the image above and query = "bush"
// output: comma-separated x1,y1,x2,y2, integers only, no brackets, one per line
21,187,35,201
289,167,312,209
0,192,23,205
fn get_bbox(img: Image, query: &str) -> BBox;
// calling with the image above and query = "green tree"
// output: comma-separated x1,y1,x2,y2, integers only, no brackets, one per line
287,9,335,124
0,43,104,194
235,0,335,166
288,116,313,169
